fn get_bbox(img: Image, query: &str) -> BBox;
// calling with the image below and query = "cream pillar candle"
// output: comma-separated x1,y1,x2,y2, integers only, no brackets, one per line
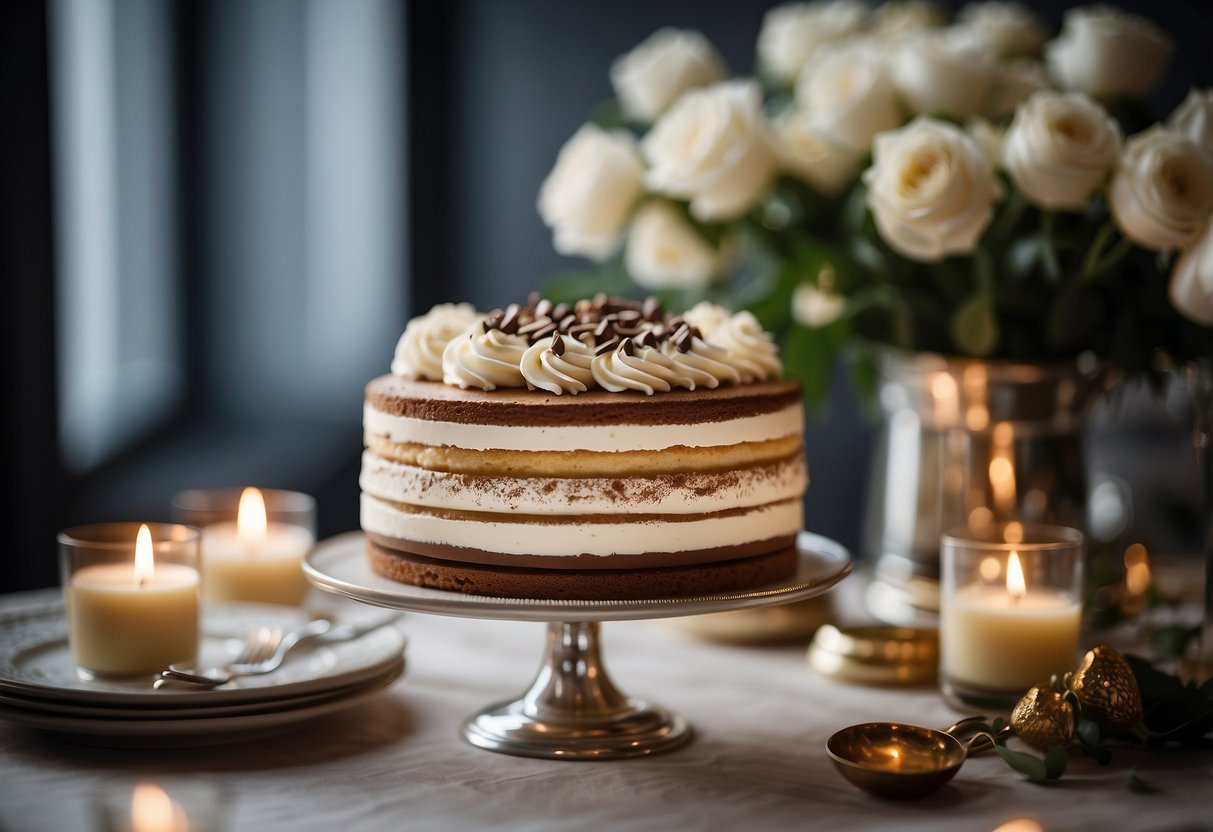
67,525,200,677
200,487,314,605
942,549,1081,694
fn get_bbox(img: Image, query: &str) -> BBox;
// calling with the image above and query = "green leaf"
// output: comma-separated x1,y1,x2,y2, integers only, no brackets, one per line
951,295,999,356
782,322,845,413
994,743,1050,781
1043,745,1068,779
588,98,633,131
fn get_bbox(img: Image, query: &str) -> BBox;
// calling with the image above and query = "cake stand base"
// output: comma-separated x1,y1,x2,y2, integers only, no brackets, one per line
462,621,689,759
304,531,852,761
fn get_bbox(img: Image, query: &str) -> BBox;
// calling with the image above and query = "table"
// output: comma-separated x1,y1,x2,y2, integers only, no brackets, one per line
1,586,1209,832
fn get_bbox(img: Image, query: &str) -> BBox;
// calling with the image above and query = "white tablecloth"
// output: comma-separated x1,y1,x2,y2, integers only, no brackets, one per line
1,586,1209,832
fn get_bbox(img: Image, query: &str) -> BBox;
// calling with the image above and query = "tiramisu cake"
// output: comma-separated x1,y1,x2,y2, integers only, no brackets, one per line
360,294,807,600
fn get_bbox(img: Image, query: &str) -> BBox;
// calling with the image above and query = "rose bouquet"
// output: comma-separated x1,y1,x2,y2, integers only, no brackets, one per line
537,1,1213,407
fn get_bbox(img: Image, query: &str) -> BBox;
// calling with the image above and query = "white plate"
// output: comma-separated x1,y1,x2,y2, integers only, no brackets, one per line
0,665,405,719
305,531,852,622
0,659,405,747
0,601,407,707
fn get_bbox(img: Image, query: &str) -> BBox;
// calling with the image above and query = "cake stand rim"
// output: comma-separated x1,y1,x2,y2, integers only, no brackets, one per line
304,531,852,622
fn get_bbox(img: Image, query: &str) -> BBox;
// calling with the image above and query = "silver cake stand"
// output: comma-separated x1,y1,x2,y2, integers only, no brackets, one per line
304,531,851,761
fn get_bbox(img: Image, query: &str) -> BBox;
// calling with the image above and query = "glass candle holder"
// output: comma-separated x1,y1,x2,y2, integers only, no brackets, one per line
59,523,201,681
173,487,316,606
939,523,1083,710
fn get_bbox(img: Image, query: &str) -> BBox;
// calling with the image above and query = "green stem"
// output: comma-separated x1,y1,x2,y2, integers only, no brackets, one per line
1041,211,1061,280
991,189,1027,241
1091,235,1134,277
1081,221,1116,281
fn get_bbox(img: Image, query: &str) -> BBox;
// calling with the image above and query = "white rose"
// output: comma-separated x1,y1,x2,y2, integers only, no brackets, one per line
643,80,776,222
625,201,726,290
1169,217,1213,326
757,0,868,85
793,283,846,327
863,117,1002,262
609,28,726,123
772,109,863,195
794,39,902,152
891,29,996,118
537,124,645,261
957,2,1047,57
1109,127,1213,251
870,0,945,41
986,58,1052,119
1001,91,1121,211
966,117,1005,164
1045,6,1173,98
1168,89,1213,158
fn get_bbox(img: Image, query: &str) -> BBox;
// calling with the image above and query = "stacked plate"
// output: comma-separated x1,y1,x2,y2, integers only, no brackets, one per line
0,600,406,747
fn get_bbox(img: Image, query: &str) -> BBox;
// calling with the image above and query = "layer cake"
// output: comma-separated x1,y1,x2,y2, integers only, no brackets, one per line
360,295,807,600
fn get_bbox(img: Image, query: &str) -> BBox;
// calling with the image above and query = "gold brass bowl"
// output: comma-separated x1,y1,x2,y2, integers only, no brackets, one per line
826,717,991,800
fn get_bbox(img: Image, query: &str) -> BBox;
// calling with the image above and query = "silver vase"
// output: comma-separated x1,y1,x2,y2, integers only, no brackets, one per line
863,350,1105,623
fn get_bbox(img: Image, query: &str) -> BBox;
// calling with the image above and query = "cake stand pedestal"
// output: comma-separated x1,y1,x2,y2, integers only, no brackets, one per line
304,532,851,761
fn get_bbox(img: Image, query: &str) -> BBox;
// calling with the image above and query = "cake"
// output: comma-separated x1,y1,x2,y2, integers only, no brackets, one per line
360,294,807,600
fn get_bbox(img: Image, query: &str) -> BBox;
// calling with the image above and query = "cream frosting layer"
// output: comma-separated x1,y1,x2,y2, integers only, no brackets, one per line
363,401,804,453
360,493,804,558
359,451,807,516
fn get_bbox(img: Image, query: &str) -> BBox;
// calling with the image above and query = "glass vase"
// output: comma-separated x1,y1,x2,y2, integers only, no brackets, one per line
863,349,1105,623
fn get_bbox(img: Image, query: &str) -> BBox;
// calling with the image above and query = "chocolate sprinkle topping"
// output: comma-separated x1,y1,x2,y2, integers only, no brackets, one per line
619,337,635,357
594,337,621,356
550,333,566,356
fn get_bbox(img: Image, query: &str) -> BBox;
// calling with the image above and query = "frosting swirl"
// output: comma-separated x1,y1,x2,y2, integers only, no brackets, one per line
591,341,684,394
681,301,732,338
442,325,529,390
661,336,741,389
391,303,480,380
708,311,783,382
520,335,596,395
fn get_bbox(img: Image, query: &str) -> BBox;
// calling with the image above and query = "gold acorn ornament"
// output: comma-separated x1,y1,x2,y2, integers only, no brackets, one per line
1067,644,1143,733
1011,685,1075,750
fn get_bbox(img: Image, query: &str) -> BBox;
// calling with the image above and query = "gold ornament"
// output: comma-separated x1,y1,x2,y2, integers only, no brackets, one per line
1067,644,1143,733
1011,685,1075,750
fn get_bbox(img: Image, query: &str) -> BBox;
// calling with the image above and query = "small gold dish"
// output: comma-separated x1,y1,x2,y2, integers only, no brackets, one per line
808,625,938,685
827,717,991,800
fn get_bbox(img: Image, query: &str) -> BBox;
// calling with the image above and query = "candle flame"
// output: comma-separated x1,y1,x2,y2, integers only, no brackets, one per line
134,524,154,585
131,782,186,832
1007,551,1026,599
237,487,268,542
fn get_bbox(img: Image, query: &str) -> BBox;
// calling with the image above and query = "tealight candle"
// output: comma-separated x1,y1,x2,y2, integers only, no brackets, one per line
60,523,201,680
98,778,228,832
940,524,1083,709
174,487,316,606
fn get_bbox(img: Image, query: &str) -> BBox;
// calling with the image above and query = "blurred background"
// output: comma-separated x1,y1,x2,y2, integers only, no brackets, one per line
2,0,1210,593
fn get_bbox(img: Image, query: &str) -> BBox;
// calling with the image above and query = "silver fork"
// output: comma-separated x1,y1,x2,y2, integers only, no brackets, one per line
154,626,285,689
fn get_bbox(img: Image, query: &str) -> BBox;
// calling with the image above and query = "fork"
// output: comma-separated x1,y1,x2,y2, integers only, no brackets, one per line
154,625,286,689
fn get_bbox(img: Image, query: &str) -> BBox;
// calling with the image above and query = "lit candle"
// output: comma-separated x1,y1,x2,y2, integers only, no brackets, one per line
129,783,188,832
200,487,314,605
68,525,200,677
942,550,1081,692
